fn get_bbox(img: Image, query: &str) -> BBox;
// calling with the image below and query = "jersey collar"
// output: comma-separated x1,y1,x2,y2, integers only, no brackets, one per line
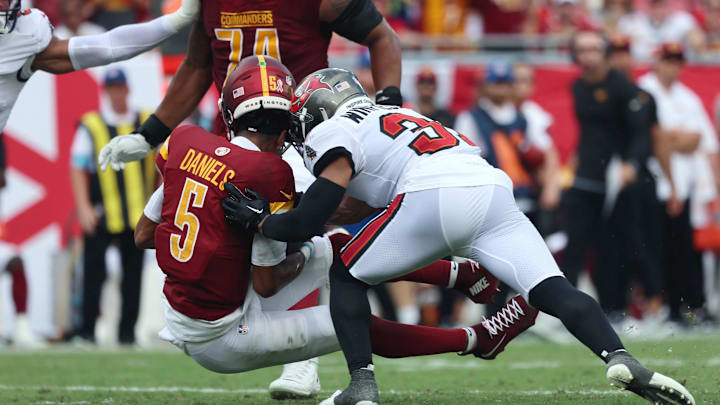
231,135,261,151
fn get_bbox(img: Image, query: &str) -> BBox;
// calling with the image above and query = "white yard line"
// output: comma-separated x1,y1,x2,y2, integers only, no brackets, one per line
0,384,628,397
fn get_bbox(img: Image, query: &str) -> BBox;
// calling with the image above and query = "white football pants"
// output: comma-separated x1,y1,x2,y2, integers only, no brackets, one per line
179,236,340,373
341,182,563,299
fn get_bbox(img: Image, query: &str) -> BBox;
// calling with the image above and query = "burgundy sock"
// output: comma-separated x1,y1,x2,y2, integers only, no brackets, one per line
391,260,451,287
370,315,468,357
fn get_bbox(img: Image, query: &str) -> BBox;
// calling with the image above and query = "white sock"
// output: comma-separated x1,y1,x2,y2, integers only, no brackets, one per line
448,262,459,288
462,327,477,354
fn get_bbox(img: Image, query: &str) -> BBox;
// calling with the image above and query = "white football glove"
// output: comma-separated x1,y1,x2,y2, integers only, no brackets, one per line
98,134,152,171
166,0,200,32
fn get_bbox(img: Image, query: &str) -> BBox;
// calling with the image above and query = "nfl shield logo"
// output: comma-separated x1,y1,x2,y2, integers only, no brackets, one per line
238,324,249,335
305,145,317,159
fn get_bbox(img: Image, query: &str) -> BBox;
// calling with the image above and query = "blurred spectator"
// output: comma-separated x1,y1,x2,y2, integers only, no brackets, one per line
414,68,455,127
87,0,151,30
513,63,561,213
617,0,704,61
32,0,61,25
54,0,105,39
693,0,720,54
563,31,649,316
600,0,633,34
606,36,667,327
536,0,599,37
420,0,482,46
638,43,719,326
69,69,156,345
473,0,534,34
455,61,554,314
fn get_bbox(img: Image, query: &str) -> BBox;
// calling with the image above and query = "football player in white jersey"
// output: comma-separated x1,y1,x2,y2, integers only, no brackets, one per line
222,68,695,405
0,0,198,133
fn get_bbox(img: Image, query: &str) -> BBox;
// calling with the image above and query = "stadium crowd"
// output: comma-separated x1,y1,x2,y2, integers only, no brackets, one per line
2,0,720,348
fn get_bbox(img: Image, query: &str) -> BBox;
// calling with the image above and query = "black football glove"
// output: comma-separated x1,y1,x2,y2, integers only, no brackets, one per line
221,183,270,232
375,86,403,106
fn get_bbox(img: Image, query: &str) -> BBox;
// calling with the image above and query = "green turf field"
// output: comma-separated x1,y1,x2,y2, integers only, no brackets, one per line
1,335,718,404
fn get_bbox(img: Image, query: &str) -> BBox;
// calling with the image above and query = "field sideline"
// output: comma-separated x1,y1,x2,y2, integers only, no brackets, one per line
1,335,718,404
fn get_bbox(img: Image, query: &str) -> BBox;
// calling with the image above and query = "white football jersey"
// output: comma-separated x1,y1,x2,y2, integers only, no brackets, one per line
303,100,512,208
0,9,53,132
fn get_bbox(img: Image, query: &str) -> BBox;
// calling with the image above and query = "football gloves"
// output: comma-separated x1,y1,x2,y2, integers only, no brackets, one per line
222,183,270,232
98,134,151,171
98,114,171,171
375,86,403,106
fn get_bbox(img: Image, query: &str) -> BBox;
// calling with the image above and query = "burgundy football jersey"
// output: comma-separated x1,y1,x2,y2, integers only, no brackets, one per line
203,0,331,134
155,125,295,320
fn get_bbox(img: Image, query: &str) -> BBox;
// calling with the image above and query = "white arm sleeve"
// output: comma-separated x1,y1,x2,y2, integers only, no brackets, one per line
303,121,365,176
251,234,287,267
143,184,164,224
68,16,178,70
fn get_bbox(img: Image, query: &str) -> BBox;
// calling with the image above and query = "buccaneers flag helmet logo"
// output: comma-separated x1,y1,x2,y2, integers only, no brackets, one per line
290,74,333,115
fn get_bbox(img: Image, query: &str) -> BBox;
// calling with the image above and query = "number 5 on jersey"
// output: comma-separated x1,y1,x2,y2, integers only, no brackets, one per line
171,178,208,262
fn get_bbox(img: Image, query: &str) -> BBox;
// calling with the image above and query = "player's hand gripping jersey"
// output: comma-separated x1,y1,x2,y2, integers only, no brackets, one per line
303,102,512,208
155,125,294,322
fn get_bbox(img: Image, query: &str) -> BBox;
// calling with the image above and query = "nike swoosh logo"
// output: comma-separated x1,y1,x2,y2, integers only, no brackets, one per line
247,206,263,214
481,334,507,358
279,190,293,200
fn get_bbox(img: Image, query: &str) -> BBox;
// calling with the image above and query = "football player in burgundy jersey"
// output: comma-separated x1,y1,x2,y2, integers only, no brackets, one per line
135,56,540,400
98,0,402,169
96,0,403,394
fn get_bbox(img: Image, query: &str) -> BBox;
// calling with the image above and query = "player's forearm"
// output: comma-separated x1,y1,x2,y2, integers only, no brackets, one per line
70,167,92,211
365,21,402,91
261,178,345,242
65,16,184,71
653,125,675,186
134,214,158,249
252,252,306,298
154,64,213,130
154,21,213,130
539,146,559,187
